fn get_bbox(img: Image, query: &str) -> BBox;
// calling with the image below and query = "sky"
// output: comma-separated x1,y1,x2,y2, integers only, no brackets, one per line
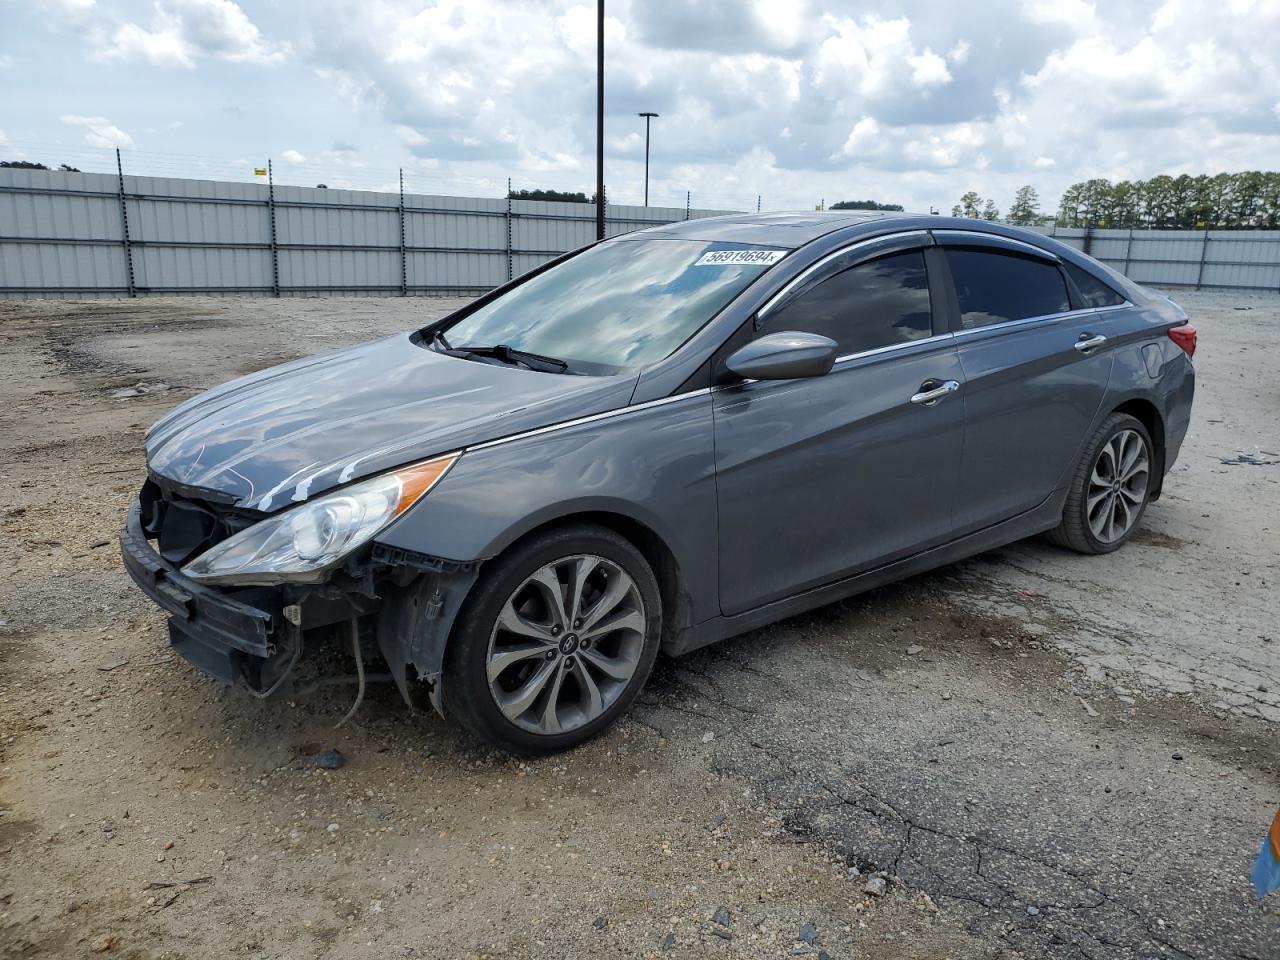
2,0,1279,214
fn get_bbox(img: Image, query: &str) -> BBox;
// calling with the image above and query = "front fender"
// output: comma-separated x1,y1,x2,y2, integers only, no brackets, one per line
374,391,720,626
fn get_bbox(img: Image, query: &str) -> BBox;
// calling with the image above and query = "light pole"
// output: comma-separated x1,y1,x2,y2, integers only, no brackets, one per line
595,0,605,240
638,111,658,207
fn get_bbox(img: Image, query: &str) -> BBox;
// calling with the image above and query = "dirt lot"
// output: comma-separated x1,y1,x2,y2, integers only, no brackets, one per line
0,290,1277,960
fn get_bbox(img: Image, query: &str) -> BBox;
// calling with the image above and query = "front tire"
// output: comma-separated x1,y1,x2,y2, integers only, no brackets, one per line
1046,412,1154,555
442,524,662,754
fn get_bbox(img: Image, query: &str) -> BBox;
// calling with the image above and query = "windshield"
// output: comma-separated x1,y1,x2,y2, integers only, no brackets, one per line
437,239,785,372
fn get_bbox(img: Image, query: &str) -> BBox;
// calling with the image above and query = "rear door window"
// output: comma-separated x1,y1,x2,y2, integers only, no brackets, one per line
1064,262,1126,308
761,250,932,356
944,248,1070,329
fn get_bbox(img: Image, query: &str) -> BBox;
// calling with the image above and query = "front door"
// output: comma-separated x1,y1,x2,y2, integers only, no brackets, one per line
713,243,964,616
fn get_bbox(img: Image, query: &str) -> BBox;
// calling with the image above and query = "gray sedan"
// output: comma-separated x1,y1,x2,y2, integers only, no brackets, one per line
122,212,1196,753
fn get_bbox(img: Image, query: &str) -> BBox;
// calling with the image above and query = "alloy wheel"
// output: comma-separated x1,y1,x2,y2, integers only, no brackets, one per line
485,554,646,735
1087,428,1149,544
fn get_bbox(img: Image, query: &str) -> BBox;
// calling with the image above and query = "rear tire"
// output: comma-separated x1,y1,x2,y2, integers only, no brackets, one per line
1046,412,1154,555
442,524,662,754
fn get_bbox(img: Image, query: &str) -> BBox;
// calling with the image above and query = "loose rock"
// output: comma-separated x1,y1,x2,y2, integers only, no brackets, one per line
311,748,345,770
863,875,887,897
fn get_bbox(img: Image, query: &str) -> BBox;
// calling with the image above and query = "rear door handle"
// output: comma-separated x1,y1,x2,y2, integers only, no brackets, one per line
1074,333,1107,353
910,379,960,406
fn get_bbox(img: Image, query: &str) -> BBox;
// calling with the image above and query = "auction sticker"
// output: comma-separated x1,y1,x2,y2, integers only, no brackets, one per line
694,249,787,266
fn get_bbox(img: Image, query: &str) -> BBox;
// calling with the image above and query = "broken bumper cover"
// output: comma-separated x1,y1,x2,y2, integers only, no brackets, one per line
120,500,287,688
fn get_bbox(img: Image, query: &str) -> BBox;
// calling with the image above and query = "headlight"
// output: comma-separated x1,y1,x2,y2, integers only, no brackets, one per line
182,454,458,585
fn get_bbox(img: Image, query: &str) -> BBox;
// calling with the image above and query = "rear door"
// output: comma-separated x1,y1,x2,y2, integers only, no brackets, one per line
713,235,965,616
935,233,1121,534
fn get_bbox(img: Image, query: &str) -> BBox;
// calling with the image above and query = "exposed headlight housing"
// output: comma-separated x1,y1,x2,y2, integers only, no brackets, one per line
182,454,458,585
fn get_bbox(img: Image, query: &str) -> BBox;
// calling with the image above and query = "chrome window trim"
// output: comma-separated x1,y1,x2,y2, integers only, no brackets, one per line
830,331,955,367
932,229,1062,262
466,387,713,453
756,230,931,322
950,301,1131,340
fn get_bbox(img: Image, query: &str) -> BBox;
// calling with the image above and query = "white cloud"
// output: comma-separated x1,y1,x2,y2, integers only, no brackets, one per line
18,0,1280,216
841,117,882,158
0,55,13,69
280,149,307,164
94,0,287,68
907,49,951,88
60,114,134,148
394,125,428,147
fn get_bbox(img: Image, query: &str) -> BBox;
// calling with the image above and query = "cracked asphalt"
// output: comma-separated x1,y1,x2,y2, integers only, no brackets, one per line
0,290,1276,959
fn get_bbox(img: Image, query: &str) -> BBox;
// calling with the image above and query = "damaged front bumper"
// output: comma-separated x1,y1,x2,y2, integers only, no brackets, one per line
120,498,480,710
121,499,310,692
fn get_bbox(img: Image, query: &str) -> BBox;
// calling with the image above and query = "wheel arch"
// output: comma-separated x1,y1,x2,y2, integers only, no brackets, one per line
1110,396,1166,498
478,505,692,648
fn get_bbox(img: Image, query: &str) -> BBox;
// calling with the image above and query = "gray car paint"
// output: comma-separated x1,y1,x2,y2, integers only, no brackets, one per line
723,331,839,380
138,212,1195,688
146,331,638,509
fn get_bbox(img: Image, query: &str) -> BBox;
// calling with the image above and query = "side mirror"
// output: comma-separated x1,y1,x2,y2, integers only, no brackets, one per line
725,331,839,381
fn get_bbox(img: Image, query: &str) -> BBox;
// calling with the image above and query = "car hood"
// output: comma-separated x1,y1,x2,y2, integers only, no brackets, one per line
145,333,637,511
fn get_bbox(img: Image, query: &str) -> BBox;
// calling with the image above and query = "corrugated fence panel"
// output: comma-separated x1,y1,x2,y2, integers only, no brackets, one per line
409,196,506,252
0,238,128,294
134,244,272,292
411,250,506,290
8,167,1278,298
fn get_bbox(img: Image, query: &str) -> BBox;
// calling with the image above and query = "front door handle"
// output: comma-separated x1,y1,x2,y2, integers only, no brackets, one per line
910,379,960,406
1074,333,1107,353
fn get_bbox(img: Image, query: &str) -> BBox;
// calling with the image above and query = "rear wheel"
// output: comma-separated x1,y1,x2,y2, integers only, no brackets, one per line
442,524,662,754
1047,412,1153,555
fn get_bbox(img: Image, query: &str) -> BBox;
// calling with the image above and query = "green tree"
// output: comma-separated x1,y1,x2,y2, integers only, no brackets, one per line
981,198,999,221
508,188,591,203
951,191,982,218
0,160,50,170
830,199,905,211
1007,185,1040,225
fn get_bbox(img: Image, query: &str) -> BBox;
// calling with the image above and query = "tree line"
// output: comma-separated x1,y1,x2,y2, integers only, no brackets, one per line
1055,173,1280,229
950,172,1280,230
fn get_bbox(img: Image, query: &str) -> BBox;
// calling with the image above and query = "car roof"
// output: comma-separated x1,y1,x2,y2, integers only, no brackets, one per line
625,211,914,248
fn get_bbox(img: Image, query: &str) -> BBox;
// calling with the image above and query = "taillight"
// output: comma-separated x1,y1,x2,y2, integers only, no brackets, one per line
1168,324,1197,358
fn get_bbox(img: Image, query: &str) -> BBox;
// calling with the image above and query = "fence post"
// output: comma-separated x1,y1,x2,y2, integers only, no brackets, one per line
1122,228,1134,278
1195,227,1210,290
1082,219,1094,257
756,194,761,213
114,148,136,298
685,190,690,220
267,160,280,297
505,177,513,281
398,169,408,297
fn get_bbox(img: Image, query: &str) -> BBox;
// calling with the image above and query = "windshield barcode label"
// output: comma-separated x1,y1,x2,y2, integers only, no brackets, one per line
694,249,787,266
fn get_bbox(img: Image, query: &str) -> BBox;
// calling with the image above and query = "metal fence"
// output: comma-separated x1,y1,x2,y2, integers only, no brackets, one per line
1032,225,1280,292
0,165,736,300
5,164,1280,299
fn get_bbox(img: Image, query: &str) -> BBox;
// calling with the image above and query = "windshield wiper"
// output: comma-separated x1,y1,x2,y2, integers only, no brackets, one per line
438,341,569,374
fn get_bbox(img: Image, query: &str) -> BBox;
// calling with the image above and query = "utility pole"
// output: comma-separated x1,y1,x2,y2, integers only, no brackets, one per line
638,112,658,206
595,0,605,240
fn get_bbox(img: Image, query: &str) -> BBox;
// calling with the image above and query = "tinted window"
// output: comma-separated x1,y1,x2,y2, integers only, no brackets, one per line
945,249,1070,329
762,250,932,355
1065,261,1125,308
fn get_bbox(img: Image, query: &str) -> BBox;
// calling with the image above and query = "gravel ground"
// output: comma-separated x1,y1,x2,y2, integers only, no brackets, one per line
0,290,1276,960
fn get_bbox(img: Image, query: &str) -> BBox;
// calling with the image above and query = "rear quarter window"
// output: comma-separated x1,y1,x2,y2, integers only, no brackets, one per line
1064,261,1126,308
945,248,1070,329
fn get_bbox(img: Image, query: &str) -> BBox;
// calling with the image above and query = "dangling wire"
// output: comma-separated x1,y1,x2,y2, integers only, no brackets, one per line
334,616,365,728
